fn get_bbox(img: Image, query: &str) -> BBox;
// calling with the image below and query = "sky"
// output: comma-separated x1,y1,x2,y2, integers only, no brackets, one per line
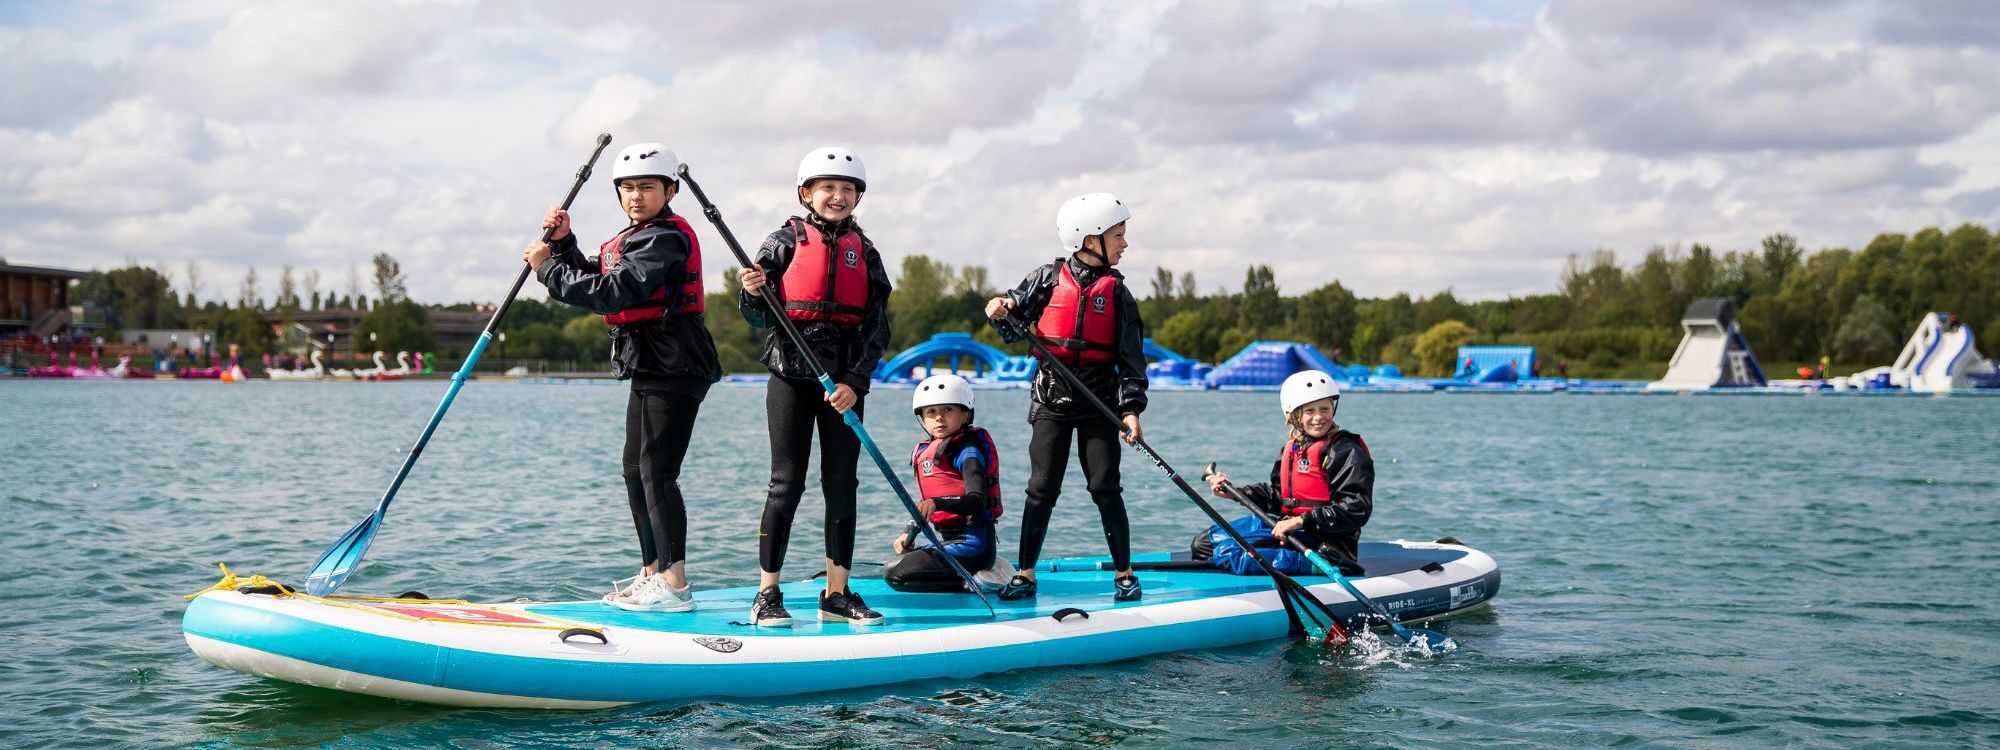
3,0,1997,306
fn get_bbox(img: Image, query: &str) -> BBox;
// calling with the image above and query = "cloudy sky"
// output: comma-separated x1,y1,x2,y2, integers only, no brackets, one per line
3,0,1997,306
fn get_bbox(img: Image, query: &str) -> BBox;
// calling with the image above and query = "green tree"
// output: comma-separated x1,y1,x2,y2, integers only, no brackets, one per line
1154,310,1219,363
213,304,275,357
703,269,766,373
358,299,436,354
1293,280,1357,358
238,267,261,310
1561,250,1626,326
1414,289,1467,332
1832,294,1900,364
1237,265,1282,331
1412,320,1479,377
372,253,409,303
1632,246,1680,328
73,264,184,330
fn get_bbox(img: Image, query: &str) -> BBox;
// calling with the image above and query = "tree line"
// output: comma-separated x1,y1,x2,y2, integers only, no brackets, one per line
72,253,436,360
67,222,1999,377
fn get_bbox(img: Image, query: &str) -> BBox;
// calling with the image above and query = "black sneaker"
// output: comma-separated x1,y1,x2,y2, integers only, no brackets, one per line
750,585,792,628
1114,575,1142,602
819,590,884,626
997,574,1038,601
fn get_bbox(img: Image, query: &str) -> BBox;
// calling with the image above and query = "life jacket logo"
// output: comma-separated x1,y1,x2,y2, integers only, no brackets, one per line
920,458,935,476
1091,295,1106,313
843,247,859,268
1296,457,1312,473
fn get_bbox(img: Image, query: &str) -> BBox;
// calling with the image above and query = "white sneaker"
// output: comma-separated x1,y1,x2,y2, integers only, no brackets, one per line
603,574,643,605
613,576,697,613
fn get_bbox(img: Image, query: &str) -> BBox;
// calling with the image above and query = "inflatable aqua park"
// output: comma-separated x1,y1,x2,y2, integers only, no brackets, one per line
183,539,1498,708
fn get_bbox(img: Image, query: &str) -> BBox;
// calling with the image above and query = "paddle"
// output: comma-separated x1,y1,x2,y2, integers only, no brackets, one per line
303,133,615,597
675,164,994,614
1203,462,1451,650
995,311,1348,645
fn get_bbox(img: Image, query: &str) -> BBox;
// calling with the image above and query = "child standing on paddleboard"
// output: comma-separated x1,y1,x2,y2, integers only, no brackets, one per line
1197,370,1372,576
984,193,1148,602
523,141,722,611
884,373,1010,592
737,147,892,627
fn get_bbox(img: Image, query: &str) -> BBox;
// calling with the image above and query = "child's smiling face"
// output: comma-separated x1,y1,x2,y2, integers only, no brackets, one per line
1082,222,1129,266
799,178,861,222
1292,399,1336,438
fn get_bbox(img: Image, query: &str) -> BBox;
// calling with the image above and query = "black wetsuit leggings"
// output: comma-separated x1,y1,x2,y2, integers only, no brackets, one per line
1017,417,1132,572
759,375,863,573
623,389,703,569
883,522,998,593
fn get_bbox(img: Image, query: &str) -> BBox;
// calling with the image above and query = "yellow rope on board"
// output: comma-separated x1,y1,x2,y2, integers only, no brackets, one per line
184,562,603,636
183,562,288,599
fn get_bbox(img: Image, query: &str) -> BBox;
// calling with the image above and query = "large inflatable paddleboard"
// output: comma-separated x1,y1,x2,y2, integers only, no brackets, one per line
184,539,1499,708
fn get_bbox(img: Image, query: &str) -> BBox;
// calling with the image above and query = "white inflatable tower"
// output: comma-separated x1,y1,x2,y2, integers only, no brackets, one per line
1648,298,1767,391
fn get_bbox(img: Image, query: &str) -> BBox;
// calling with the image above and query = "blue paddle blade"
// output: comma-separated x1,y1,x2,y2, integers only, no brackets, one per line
303,513,381,596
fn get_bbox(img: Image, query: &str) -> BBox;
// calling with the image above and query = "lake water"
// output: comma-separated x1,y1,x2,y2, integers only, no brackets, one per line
2,380,1996,748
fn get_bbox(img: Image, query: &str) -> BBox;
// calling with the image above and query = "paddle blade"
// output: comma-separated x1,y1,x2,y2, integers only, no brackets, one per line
303,513,381,596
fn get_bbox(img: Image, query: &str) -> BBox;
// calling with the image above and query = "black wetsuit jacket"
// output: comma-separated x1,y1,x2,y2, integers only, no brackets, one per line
992,257,1149,422
1233,430,1374,569
736,215,892,395
536,207,722,395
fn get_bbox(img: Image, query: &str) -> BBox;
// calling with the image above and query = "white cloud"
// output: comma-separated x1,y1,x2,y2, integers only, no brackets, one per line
0,0,1995,312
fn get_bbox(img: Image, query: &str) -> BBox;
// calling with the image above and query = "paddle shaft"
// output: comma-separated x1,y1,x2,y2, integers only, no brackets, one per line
999,312,1345,642
676,165,992,612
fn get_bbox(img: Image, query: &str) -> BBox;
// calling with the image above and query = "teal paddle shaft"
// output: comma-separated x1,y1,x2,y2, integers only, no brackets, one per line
304,134,614,597
1203,463,1451,650
676,164,993,615
998,312,1346,644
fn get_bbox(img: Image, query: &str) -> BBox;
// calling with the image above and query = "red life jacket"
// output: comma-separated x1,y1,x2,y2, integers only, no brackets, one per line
911,426,1003,526
1033,260,1119,366
1276,432,1368,516
601,213,704,325
781,219,870,326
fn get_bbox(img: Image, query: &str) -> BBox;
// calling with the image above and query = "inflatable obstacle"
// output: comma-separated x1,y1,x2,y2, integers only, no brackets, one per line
1453,346,1534,383
1648,298,1766,391
1204,341,1342,388
1143,338,1212,386
1844,313,2000,392
874,333,1036,384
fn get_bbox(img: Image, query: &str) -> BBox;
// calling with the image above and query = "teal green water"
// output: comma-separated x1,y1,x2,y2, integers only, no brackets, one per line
3,380,1996,749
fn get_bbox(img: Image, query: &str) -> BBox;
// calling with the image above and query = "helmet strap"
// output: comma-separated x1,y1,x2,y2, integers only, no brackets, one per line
1074,237,1107,266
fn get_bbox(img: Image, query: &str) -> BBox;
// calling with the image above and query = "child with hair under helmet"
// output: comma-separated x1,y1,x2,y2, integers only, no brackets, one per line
1196,370,1373,576
983,192,1149,602
883,373,1012,593
523,141,722,611
736,147,893,627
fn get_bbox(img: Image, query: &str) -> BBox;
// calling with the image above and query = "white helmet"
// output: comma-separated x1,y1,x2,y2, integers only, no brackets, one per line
611,142,680,184
912,373,974,416
797,146,867,192
1279,370,1340,415
1056,192,1131,253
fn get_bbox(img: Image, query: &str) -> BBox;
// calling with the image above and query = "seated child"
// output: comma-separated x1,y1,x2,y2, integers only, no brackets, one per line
1195,370,1372,576
884,373,1006,592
